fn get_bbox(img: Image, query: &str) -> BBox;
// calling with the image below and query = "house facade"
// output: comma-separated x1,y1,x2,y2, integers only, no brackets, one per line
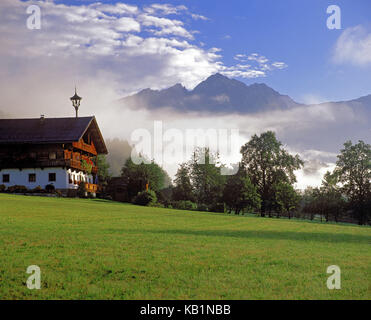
0,116,108,196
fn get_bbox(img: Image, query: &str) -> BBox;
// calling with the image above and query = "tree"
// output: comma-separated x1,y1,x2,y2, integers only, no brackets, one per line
133,189,157,206
173,163,195,202
240,131,303,217
301,187,317,220
274,182,300,219
320,171,345,223
223,165,261,214
301,173,347,223
121,158,170,201
96,154,111,183
334,140,371,225
188,148,226,209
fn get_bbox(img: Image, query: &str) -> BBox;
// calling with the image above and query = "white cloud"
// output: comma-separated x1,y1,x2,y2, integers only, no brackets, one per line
140,14,193,39
233,53,287,75
295,163,336,190
143,3,207,21
220,67,265,79
0,0,288,94
95,3,139,15
300,94,328,105
271,62,287,69
333,25,371,66
115,17,141,32
144,4,187,15
191,14,209,21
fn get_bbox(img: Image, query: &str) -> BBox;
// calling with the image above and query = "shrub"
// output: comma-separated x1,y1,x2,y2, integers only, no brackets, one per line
87,192,95,199
209,202,225,213
7,185,28,193
0,184,6,192
150,202,165,208
55,190,63,197
133,190,157,206
31,186,44,193
197,203,208,212
45,184,55,193
77,183,87,198
173,200,197,211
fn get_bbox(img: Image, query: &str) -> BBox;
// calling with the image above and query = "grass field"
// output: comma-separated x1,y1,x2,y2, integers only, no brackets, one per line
0,194,370,299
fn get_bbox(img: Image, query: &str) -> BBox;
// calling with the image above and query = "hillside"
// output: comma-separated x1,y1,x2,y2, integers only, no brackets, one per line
0,194,370,299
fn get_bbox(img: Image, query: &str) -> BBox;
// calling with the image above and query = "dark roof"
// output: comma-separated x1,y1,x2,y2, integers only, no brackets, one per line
0,116,108,154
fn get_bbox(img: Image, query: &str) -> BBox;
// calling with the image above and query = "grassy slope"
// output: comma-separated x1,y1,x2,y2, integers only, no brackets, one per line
0,194,370,300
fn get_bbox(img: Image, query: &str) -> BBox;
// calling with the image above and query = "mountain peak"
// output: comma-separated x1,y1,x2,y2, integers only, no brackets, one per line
120,74,299,113
202,73,238,85
168,83,186,91
205,73,229,80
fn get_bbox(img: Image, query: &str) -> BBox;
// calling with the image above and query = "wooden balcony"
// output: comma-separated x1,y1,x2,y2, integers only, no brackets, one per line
72,139,97,155
85,183,99,193
64,151,98,174
66,159,98,174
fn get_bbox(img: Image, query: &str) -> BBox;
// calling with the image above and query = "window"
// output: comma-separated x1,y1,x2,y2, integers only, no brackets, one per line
29,174,36,182
49,152,56,160
48,173,56,182
2,174,9,183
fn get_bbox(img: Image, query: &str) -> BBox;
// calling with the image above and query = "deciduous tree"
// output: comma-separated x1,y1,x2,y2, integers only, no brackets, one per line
274,182,300,219
223,165,261,214
240,131,303,217
173,163,195,202
334,140,371,225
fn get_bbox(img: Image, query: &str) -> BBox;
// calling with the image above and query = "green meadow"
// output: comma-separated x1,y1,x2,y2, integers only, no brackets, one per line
0,193,370,300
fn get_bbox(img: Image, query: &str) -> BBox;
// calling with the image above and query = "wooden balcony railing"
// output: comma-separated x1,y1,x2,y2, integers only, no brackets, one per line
66,159,98,174
85,183,99,193
72,140,97,155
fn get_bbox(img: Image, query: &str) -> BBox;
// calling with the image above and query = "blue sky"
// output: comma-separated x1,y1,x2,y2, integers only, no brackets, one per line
52,0,371,103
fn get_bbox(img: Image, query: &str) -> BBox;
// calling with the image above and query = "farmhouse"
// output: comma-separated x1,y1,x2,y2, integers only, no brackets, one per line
0,90,108,196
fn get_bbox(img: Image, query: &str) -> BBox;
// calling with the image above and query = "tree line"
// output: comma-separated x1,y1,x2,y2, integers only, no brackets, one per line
99,131,370,225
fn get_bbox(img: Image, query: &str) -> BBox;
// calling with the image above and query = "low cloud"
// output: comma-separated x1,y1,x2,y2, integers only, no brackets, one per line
108,99,369,187
212,94,230,104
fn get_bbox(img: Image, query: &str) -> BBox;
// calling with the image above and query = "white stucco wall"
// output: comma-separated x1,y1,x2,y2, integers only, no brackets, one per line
0,167,93,190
